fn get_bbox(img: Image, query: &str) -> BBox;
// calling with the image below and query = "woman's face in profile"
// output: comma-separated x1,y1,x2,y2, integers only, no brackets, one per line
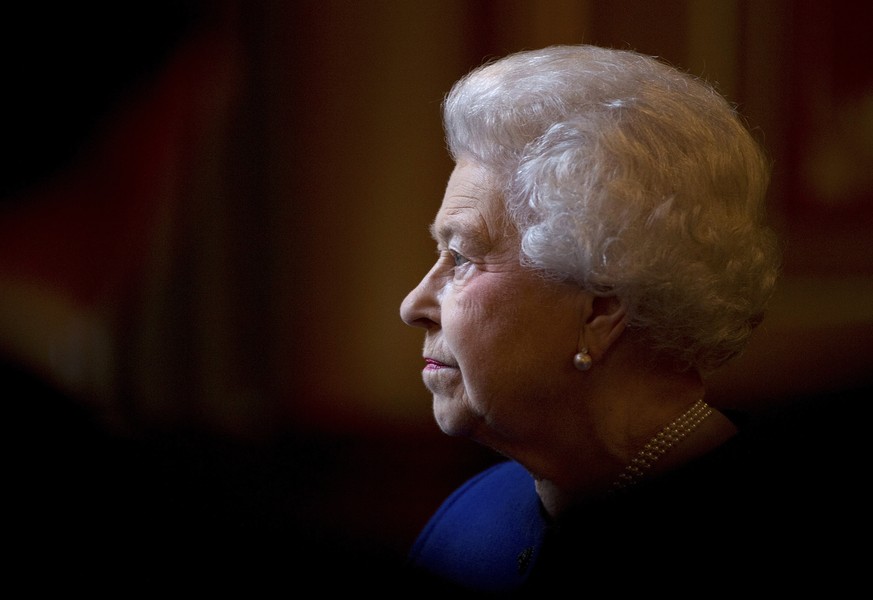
401,160,589,450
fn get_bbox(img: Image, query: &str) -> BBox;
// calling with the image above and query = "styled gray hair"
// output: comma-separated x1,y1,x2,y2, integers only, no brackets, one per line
443,45,780,373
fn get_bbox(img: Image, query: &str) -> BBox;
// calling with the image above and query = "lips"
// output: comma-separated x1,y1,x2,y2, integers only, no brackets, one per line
424,358,452,370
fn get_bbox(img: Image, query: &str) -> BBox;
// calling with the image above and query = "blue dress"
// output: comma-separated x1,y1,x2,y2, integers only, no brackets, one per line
408,461,546,593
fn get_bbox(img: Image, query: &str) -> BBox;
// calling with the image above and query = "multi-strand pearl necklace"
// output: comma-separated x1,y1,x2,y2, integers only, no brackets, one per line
611,398,713,492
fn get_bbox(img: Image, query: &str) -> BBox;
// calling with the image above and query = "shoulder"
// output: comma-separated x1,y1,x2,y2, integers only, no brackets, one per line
408,460,546,593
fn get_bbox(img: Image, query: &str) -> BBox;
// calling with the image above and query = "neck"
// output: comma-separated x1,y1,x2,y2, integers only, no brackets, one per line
530,354,739,516
611,398,714,491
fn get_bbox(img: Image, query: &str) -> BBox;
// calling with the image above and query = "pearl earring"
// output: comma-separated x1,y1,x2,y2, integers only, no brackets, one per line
573,348,592,371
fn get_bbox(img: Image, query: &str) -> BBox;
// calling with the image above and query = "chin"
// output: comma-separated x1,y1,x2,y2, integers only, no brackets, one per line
432,395,479,439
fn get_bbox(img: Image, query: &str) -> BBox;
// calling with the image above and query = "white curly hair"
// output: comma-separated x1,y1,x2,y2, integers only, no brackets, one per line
443,45,780,373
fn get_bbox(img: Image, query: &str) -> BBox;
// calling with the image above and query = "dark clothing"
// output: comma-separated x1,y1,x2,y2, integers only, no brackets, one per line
408,392,868,595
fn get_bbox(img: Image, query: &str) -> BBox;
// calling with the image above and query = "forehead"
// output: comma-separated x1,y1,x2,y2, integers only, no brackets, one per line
430,161,508,246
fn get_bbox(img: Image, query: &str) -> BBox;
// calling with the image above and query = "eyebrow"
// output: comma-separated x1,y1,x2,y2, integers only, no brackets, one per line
428,222,447,243
428,219,491,254
428,221,462,245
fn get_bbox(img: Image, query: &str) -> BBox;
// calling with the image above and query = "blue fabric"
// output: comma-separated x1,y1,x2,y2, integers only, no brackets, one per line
408,461,547,593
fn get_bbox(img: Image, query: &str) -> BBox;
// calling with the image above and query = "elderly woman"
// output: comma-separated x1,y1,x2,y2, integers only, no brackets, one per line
399,45,788,592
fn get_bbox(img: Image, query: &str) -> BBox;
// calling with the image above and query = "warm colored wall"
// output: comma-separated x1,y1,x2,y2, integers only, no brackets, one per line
128,0,872,434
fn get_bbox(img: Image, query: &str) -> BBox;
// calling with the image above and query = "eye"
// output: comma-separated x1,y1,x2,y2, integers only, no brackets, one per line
450,250,470,267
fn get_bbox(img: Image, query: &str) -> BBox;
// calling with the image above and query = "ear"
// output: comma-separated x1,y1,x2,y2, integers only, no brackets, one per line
580,295,627,362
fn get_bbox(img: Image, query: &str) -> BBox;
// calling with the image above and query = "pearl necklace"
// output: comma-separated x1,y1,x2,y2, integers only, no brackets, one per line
611,399,713,492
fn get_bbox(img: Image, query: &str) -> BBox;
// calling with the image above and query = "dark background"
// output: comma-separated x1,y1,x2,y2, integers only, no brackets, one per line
6,0,872,571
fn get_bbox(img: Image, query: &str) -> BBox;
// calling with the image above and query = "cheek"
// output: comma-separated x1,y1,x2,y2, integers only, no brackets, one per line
444,277,506,337
465,280,580,365
444,282,534,388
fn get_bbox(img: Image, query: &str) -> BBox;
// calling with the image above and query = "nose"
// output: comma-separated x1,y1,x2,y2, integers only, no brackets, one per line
400,263,441,329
